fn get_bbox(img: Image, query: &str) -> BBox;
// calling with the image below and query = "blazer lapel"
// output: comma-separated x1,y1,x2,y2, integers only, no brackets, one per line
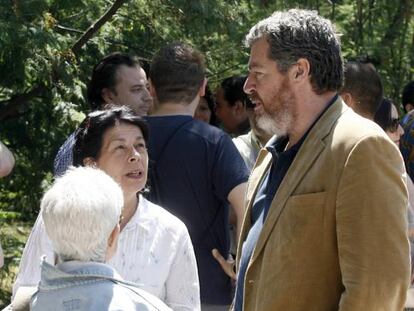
236,147,273,266
250,98,348,263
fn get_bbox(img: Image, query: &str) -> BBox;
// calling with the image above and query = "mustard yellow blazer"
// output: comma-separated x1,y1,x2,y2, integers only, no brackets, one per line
236,98,410,311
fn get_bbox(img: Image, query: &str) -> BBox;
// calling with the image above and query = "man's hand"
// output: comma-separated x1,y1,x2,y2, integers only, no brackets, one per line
212,248,237,280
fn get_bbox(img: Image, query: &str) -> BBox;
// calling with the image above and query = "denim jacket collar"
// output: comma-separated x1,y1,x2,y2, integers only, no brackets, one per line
39,258,122,289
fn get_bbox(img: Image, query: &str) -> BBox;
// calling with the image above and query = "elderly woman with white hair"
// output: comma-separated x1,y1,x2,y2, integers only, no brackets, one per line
13,107,200,311
30,166,170,310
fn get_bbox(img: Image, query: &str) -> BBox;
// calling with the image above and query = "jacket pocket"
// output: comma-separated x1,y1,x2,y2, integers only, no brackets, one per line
280,191,327,245
285,191,327,208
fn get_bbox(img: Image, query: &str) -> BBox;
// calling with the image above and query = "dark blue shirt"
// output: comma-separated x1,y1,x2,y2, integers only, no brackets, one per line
145,115,249,305
234,95,338,310
54,132,77,176
234,136,301,311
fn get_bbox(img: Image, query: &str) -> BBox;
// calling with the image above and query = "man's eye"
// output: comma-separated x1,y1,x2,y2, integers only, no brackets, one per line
116,145,125,150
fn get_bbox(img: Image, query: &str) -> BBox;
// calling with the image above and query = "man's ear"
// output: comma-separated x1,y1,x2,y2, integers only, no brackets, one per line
101,88,115,105
198,78,207,97
292,58,310,82
341,92,354,108
148,79,157,98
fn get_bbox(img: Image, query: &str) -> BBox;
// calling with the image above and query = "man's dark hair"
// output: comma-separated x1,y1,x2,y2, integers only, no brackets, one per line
245,9,343,94
374,98,393,132
220,76,253,108
149,42,205,104
87,53,140,110
341,61,383,118
73,106,149,166
402,81,414,112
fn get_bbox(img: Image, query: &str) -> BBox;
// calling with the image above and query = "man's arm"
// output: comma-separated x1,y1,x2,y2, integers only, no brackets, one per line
337,135,410,310
228,182,247,245
0,140,15,177
212,182,247,280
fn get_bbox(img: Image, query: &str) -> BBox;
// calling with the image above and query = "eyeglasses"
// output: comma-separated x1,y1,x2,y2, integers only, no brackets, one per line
387,118,400,133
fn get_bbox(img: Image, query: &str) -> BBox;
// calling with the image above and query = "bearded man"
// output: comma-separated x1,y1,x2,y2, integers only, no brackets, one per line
234,9,410,311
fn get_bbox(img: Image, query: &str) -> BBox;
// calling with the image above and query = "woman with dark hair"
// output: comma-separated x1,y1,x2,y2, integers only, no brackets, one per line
194,85,218,126
13,107,200,311
374,98,405,145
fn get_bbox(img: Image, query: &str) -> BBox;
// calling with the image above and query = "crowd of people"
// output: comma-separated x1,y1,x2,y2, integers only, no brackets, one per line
2,8,414,311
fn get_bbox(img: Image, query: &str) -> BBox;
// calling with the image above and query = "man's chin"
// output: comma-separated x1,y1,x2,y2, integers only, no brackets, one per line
256,113,289,137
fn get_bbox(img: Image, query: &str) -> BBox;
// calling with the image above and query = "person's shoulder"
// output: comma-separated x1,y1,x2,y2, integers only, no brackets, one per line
186,119,228,141
326,109,403,165
402,110,414,127
336,107,389,141
142,197,189,234
233,131,252,148
113,282,172,311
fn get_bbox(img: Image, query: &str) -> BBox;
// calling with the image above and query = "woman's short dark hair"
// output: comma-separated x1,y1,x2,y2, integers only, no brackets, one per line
203,85,218,126
73,107,149,166
403,81,414,112
220,75,250,107
374,98,393,131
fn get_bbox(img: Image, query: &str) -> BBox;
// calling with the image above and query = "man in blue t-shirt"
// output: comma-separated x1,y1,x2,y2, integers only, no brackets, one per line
146,42,249,309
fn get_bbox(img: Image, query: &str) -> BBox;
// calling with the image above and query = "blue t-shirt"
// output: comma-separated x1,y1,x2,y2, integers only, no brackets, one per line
145,115,249,305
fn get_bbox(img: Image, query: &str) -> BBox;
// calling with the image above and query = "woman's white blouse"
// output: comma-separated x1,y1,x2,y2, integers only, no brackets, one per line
13,196,200,311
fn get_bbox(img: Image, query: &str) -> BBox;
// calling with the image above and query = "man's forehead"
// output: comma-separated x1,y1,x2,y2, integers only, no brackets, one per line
248,37,271,68
116,65,147,85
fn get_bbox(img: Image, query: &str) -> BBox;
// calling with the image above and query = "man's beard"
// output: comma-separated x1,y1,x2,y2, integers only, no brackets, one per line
256,106,292,137
253,80,295,137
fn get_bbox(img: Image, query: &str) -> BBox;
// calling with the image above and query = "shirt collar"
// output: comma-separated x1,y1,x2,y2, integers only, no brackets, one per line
122,195,152,233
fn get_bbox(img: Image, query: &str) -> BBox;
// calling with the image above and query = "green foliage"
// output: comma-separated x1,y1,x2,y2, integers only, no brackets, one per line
0,0,413,228
0,220,33,308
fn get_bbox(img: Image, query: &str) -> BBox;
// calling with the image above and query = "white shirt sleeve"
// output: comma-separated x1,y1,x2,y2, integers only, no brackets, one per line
0,140,15,177
12,214,54,299
164,227,200,311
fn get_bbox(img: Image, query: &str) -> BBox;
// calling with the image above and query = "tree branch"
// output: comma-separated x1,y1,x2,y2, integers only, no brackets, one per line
56,24,84,34
71,0,129,57
0,0,129,120
0,85,45,120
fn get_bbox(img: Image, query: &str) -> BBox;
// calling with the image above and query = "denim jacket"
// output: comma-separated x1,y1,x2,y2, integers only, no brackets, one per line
30,259,172,311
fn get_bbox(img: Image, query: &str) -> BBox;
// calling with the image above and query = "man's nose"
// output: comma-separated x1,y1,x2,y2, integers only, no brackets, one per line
244,76,254,95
